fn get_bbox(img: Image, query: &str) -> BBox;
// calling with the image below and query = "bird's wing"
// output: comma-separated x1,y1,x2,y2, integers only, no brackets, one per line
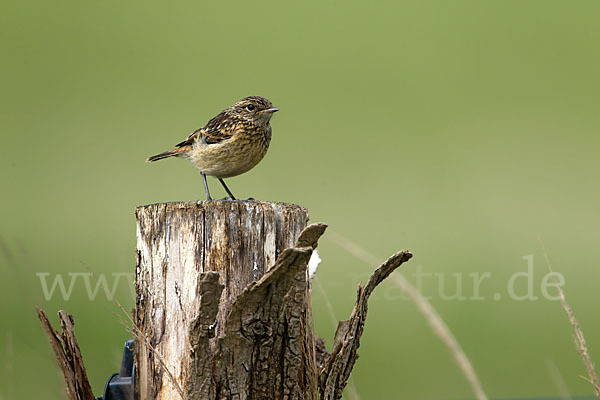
176,112,233,147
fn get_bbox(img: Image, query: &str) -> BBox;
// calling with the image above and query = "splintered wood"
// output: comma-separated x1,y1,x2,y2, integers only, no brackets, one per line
134,201,309,399
134,200,412,400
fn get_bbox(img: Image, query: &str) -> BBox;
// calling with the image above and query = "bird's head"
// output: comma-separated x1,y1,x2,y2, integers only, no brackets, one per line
230,96,279,126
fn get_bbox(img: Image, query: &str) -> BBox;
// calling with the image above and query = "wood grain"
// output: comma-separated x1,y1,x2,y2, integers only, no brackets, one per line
134,201,309,399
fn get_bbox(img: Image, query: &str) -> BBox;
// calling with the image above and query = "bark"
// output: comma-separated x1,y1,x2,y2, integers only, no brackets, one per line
39,200,413,400
134,201,310,399
318,250,413,399
187,223,327,399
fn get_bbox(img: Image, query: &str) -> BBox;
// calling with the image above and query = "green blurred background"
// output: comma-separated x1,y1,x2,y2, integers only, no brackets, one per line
1,0,599,398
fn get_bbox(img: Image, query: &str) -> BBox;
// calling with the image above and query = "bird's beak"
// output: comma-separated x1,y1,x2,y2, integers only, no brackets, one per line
264,107,279,113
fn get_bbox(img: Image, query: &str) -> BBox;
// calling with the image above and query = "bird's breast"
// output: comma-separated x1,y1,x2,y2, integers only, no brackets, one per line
187,127,271,178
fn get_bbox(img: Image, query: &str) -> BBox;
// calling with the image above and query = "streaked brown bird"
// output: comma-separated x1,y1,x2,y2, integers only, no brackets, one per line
147,96,278,200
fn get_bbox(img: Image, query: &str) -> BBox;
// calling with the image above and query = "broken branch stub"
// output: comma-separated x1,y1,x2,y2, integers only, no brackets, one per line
187,222,328,400
37,308,95,400
318,250,414,400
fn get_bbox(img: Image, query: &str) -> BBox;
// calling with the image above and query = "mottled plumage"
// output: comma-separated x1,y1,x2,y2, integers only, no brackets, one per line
147,96,278,200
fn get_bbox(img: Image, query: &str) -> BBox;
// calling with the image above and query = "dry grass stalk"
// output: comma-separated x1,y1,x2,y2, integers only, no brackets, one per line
327,231,488,400
540,246,600,399
313,276,361,400
545,358,572,400
112,298,185,400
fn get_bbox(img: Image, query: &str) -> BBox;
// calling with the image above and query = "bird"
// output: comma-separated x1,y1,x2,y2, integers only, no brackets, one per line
147,96,279,201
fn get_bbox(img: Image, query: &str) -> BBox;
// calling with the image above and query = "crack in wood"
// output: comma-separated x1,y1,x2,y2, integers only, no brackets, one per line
38,202,413,400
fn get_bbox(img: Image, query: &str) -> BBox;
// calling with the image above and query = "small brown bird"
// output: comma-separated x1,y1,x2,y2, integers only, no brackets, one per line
147,96,278,200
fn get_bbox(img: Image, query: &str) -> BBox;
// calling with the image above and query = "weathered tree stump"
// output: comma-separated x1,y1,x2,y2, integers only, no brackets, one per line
134,201,311,399
38,200,413,400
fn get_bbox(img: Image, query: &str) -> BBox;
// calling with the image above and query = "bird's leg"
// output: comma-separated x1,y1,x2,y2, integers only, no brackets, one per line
201,173,213,201
218,178,236,200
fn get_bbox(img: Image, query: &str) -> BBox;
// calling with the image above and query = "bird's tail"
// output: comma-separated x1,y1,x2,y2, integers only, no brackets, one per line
146,147,186,162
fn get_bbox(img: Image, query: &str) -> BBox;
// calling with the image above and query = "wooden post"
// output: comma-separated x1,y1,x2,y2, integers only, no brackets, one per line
134,201,312,399
39,200,412,400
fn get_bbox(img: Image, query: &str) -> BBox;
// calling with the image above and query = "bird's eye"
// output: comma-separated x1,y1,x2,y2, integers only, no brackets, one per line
246,104,255,111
